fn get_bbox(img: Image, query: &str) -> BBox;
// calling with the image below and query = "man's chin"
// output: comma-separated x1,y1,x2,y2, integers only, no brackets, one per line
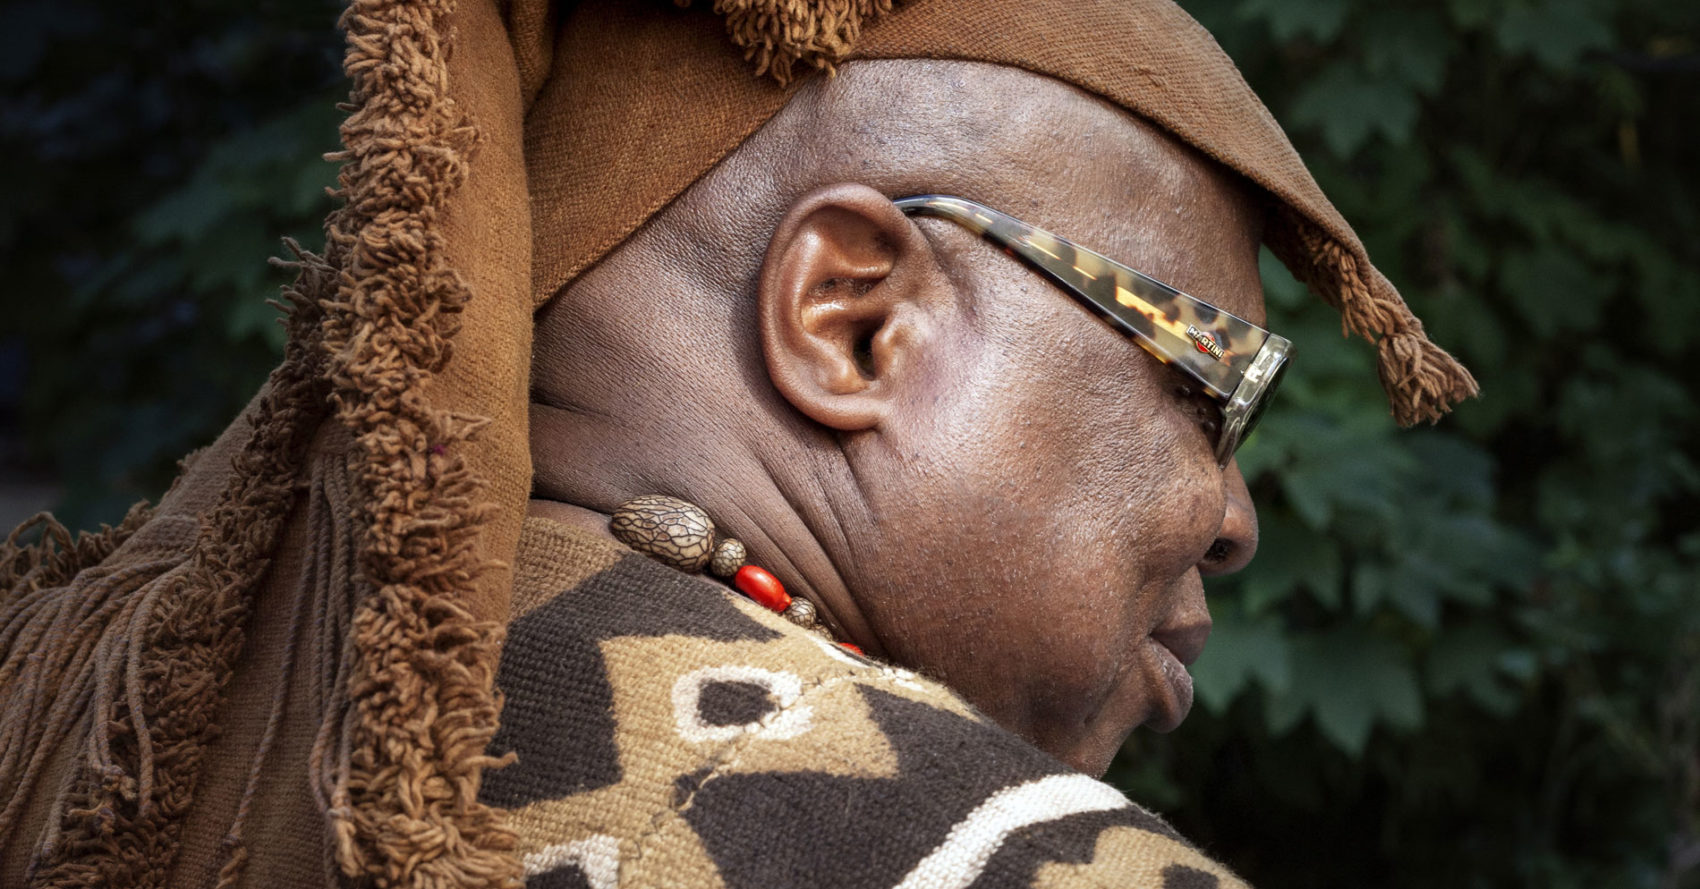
1056,664,1199,774
1144,643,1196,734
1040,715,1140,778
1039,738,1113,777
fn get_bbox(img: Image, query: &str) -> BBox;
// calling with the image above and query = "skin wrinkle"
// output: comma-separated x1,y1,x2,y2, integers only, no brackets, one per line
529,59,1265,775
751,452,870,639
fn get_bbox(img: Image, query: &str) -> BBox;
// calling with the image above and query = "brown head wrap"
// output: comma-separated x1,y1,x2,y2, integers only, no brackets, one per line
0,2,1475,888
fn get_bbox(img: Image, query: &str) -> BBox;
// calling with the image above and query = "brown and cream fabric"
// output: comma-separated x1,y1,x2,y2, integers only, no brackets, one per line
491,517,1246,889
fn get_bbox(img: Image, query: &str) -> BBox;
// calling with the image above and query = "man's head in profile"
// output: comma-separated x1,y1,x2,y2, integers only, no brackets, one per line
519,2,1472,774
531,60,1271,774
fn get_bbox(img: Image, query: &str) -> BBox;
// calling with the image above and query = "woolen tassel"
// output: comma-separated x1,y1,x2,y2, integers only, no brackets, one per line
1377,329,1481,427
1265,208,1479,426
677,0,899,84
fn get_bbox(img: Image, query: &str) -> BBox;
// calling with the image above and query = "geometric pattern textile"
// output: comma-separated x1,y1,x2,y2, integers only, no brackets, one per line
485,518,1251,888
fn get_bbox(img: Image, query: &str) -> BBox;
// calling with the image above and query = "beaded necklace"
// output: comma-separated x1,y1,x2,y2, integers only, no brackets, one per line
609,495,863,655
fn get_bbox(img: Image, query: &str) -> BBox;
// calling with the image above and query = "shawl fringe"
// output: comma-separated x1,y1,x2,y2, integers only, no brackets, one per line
317,0,519,886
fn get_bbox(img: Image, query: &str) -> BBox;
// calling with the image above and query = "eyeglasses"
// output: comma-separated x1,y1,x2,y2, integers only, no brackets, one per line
893,194,1292,467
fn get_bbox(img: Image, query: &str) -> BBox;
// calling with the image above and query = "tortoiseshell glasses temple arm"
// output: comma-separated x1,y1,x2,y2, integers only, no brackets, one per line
893,194,1293,464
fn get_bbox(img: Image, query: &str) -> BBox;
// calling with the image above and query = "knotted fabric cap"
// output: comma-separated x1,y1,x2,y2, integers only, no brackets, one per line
521,0,1478,425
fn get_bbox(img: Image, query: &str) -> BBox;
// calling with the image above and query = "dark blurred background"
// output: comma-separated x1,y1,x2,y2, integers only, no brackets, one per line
1,1,1695,887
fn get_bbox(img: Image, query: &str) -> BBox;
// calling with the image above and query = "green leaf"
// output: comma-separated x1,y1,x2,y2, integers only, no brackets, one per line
225,295,289,349
1406,433,1495,508
1494,0,1613,70
134,176,234,246
1265,630,1424,754
1444,0,1497,30
1497,244,1605,338
1497,648,1541,681
1288,62,1420,157
1384,563,1443,628
1362,10,1451,95
1427,624,1521,715
290,156,338,217
1274,412,1409,531
1237,0,1350,42
1351,561,1388,615
1628,246,1700,356
1240,516,1342,613
1192,611,1293,713
1258,247,1310,313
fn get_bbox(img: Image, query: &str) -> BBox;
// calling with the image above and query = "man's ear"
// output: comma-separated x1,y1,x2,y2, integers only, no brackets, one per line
758,183,947,431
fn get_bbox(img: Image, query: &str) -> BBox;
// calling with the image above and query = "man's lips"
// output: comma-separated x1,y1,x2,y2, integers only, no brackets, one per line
1152,621,1211,667
1145,620,1211,733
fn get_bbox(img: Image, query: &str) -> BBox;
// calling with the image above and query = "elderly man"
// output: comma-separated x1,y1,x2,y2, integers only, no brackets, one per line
0,0,1474,887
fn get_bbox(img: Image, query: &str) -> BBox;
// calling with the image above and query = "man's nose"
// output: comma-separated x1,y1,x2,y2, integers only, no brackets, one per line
1197,458,1259,576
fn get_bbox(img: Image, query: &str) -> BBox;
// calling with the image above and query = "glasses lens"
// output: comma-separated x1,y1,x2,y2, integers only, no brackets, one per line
1236,354,1287,447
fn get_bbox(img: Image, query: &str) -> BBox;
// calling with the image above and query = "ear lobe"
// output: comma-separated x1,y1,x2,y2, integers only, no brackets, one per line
758,183,944,432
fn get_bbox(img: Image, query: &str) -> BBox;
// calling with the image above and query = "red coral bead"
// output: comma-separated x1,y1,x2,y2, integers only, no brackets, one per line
733,565,791,613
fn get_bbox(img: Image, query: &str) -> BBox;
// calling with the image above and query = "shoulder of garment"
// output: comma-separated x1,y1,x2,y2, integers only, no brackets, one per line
487,518,1251,889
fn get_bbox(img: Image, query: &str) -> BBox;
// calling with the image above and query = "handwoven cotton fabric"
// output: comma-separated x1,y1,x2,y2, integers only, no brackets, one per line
489,516,1251,888
0,1,1476,888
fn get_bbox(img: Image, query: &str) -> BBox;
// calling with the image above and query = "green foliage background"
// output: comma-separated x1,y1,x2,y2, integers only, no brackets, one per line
1115,2,1700,887
0,0,345,523
1,0,1695,887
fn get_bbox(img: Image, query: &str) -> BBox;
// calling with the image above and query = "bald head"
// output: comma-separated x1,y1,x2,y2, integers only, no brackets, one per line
529,59,1265,774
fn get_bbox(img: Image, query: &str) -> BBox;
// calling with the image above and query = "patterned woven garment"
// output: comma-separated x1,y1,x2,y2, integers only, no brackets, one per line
488,517,1248,888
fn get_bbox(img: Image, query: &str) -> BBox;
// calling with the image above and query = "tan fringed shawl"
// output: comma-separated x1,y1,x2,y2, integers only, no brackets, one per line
0,1,1477,887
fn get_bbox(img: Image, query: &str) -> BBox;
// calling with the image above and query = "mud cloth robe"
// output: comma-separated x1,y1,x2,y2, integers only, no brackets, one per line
488,516,1248,888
